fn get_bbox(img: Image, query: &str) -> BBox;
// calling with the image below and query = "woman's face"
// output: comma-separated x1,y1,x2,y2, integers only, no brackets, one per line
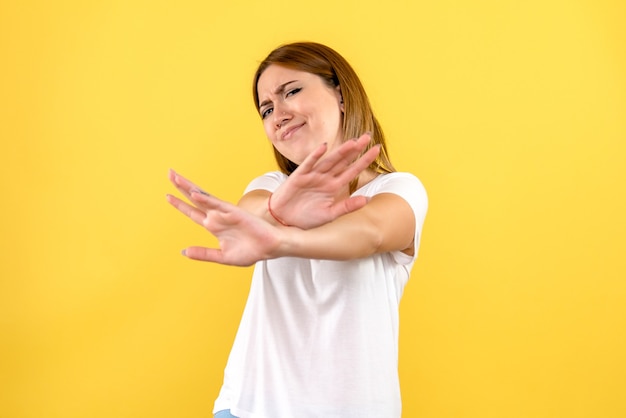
256,65,344,165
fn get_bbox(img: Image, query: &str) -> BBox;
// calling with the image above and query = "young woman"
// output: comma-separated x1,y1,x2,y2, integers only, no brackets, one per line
167,42,428,418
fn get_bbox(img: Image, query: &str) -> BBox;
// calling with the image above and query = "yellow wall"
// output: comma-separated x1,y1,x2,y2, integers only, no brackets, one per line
1,1,625,417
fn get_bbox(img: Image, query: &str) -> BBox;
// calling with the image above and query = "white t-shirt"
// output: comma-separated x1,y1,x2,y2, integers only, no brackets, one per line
214,172,428,418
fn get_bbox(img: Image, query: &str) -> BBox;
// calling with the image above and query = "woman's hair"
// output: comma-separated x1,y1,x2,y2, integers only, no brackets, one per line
253,42,395,177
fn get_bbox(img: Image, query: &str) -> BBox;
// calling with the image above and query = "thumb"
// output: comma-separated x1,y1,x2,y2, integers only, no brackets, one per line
334,195,369,217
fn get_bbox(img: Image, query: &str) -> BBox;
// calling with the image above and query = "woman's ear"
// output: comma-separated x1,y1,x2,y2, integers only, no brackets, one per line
336,85,344,112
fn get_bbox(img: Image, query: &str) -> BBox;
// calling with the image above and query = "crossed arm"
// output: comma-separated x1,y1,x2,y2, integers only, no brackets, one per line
166,134,415,266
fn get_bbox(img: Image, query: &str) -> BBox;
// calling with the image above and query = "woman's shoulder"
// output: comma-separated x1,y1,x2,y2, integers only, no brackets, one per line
360,171,428,214
365,171,426,193
243,171,287,194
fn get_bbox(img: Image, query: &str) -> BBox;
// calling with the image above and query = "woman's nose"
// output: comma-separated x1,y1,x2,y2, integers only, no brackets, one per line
273,104,291,129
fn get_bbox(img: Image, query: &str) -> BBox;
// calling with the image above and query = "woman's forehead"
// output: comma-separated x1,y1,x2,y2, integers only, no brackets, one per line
257,66,315,92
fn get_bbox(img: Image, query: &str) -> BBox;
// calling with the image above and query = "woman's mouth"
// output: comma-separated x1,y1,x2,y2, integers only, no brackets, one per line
281,123,305,140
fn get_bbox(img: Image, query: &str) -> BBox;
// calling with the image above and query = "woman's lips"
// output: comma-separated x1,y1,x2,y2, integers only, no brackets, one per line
281,123,305,140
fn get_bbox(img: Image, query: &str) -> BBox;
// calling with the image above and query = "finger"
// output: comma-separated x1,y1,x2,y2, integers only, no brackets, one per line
189,191,245,231
189,190,232,213
182,246,225,263
166,194,207,226
335,144,381,184
329,195,369,218
169,170,198,202
313,133,372,174
296,142,328,173
169,169,209,203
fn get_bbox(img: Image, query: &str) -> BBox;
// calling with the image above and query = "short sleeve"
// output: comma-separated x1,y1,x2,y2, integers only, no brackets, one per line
243,171,288,195
356,173,428,264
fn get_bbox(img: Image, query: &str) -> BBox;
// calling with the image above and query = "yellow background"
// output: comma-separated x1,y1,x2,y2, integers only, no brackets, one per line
1,0,625,417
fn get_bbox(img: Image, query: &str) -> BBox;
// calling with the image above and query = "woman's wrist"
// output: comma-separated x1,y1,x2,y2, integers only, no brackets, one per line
267,193,290,226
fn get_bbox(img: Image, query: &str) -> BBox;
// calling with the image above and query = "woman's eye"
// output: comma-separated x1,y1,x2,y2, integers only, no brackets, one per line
261,108,273,119
286,87,301,97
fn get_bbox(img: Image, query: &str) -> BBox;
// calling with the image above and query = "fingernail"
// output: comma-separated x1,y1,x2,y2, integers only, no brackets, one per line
181,249,187,256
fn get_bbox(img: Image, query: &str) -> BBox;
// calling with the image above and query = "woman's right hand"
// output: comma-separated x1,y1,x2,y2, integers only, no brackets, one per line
167,172,283,266
266,133,380,229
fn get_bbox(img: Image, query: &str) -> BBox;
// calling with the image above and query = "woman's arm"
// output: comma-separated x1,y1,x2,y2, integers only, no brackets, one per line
167,173,416,265
278,192,416,259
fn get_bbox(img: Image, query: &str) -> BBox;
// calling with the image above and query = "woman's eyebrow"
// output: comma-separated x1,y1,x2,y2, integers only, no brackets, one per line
259,80,298,108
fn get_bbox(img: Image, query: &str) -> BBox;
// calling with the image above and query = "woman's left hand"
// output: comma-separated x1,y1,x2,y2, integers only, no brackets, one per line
167,170,282,266
267,133,380,229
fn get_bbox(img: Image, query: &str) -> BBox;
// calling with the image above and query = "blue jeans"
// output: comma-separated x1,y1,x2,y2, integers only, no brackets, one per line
214,410,238,418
